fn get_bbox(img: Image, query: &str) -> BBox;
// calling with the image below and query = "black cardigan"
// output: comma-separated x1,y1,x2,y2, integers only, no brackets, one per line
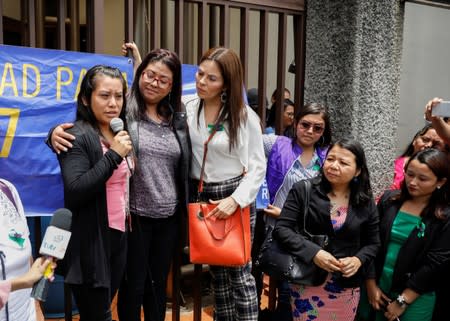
366,190,450,294
49,110,191,286
273,177,380,288
57,120,123,287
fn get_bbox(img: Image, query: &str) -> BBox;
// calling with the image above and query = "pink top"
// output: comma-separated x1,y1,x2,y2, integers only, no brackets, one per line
390,156,407,190
101,142,130,232
0,281,11,311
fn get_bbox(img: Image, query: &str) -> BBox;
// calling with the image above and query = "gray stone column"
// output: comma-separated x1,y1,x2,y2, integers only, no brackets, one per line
304,1,404,196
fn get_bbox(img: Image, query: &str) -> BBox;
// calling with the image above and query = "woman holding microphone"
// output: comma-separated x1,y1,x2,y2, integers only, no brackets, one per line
56,65,132,321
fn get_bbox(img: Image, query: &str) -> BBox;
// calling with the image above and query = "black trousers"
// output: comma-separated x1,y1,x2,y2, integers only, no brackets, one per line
70,228,127,321
118,214,179,321
251,209,267,311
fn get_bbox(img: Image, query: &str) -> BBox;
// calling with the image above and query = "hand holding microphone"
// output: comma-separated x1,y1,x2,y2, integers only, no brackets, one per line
110,118,133,172
31,208,72,301
9,257,54,293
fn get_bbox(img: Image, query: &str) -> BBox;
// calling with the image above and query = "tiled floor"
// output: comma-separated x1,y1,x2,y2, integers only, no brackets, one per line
44,276,271,321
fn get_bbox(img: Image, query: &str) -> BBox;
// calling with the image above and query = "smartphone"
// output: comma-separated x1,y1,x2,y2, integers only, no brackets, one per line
432,101,450,117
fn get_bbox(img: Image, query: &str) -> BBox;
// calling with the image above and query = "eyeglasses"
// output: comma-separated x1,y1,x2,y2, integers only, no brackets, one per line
298,120,325,134
284,111,295,118
141,70,172,89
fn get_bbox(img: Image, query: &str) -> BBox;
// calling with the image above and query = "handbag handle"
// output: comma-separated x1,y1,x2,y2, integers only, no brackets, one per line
301,180,329,247
302,180,313,238
200,203,236,240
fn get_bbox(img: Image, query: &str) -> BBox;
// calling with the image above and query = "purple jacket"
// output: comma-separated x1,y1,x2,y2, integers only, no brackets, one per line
266,136,328,204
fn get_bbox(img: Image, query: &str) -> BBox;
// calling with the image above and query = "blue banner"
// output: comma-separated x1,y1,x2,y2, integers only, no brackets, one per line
0,45,197,216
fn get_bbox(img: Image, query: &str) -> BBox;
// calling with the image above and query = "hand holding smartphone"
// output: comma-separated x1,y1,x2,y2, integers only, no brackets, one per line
431,101,450,117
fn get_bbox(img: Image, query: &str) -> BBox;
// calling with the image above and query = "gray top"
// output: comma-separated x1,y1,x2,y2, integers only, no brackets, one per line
130,115,181,218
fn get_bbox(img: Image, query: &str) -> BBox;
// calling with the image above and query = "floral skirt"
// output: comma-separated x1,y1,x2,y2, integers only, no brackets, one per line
290,274,360,321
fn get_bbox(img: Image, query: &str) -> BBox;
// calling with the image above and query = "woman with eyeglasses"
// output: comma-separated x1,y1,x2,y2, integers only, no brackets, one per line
265,103,332,219
266,98,296,137
390,124,444,190
261,102,332,319
48,48,190,321
282,99,296,138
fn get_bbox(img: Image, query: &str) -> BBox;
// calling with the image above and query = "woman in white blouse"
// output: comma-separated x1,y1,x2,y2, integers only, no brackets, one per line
185,47,266,321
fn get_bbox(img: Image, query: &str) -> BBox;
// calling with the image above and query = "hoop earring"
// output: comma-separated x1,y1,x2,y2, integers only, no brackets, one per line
220,91,227,104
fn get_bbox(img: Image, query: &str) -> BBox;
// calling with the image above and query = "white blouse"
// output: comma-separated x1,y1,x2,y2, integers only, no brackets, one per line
185,98,266,208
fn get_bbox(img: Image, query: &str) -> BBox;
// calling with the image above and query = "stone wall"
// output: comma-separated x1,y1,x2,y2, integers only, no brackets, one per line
304,0,404,196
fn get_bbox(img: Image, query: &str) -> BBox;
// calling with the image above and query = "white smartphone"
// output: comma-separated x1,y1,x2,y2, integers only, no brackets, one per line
432,101,450,117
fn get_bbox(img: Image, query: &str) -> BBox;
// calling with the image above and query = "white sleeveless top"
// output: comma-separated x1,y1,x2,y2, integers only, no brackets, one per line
0,179,36,321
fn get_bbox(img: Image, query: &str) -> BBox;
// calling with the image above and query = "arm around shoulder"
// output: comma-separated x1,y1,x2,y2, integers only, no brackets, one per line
57,127,123,202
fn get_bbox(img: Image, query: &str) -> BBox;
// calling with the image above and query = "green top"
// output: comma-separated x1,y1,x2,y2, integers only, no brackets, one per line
375,210,435,321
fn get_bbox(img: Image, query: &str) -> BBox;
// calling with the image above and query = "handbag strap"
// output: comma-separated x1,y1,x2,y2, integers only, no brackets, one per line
197,126,218,193
302,180,313,238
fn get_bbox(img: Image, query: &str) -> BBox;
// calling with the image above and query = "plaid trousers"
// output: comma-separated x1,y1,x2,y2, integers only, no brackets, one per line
191,176,259,321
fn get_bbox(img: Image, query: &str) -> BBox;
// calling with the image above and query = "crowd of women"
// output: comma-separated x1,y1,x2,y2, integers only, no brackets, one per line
2,41,450,321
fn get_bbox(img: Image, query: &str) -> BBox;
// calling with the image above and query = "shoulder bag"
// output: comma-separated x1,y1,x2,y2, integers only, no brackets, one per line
255,179,329,286
188,126,251,266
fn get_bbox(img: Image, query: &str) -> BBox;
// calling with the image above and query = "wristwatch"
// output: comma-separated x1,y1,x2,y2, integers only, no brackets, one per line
395,294,410,308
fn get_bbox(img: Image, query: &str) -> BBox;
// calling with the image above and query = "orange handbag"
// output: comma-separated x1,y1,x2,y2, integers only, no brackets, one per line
188,203,251,266
188,125,251,266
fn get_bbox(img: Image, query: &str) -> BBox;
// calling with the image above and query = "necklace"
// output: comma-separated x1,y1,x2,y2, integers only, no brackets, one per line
328,191,349,217
330,202,342,217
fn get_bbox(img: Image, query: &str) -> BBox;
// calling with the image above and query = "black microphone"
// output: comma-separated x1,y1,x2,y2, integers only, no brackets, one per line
110,118,132,173
31,208,72,301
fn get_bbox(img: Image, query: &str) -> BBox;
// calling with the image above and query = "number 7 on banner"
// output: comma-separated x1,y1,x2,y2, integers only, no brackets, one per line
0,107,20,158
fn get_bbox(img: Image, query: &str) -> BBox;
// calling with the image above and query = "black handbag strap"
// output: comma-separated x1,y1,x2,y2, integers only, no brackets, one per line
302,180,313,238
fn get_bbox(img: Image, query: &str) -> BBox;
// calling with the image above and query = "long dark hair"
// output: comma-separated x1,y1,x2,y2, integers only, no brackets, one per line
128,48,182,121
401,124,433,157
395,148,450,220
76,65,127,130
198,47,246,150
292,102,332,148
266,98,294,128
320,138,373,207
